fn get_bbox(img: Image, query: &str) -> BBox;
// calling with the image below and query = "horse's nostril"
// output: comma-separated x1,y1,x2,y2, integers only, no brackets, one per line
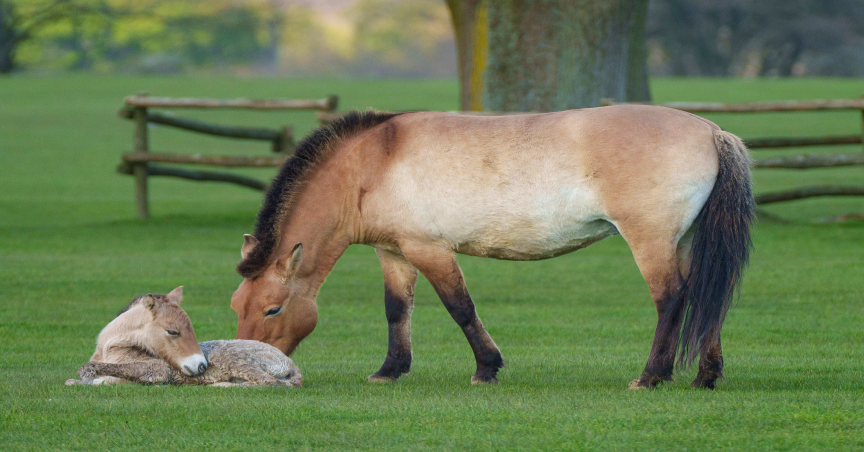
198,363,207,374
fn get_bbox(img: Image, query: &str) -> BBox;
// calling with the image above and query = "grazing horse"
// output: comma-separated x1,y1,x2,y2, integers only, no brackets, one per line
68,287,301,387
230,106,754,389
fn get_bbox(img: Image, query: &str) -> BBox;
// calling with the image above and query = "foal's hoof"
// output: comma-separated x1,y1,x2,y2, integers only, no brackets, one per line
368,374,398,383
471,375,499,385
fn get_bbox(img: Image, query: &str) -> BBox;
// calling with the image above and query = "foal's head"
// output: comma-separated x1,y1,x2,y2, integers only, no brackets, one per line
119,287,207,376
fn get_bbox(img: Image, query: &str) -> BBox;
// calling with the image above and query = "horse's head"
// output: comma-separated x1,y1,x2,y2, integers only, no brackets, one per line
133,287,207,376
231,236,318,355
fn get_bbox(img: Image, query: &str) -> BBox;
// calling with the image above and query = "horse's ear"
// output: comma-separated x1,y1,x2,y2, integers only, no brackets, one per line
276,243,303,282
241,234,258,260
166,286,183,305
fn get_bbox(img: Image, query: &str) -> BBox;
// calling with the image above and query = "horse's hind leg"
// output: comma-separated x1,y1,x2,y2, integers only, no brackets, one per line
677,231,725,390
369,249,418,382
401,244,503,384
692,327,723,389
619,233,686,390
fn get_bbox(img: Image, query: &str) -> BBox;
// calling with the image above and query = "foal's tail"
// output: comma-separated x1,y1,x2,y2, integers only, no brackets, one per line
676,130,755,367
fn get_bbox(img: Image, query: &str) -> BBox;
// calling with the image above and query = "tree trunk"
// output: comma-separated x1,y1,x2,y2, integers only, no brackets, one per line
0,0,17,74
446,0,487,111
447,0,651,112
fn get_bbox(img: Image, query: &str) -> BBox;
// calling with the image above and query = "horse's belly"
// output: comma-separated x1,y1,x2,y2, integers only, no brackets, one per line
452,218,618,261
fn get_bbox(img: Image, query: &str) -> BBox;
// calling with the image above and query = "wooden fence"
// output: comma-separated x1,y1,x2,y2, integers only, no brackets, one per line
599,98,864,206
121,96,863,218
117,94,338,219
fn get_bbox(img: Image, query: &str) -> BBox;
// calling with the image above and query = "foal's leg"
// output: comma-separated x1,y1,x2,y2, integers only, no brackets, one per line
78,359,175,385
402,244,503,384
369,249,418,382
621,238,685,390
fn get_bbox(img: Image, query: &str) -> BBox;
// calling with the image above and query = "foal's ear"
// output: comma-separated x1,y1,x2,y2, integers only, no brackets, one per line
241,234,258,260
141,295,158,313
276,243,303,282
166,286,183,305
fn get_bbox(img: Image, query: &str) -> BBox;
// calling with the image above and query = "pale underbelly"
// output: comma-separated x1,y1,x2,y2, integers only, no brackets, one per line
451,219,619,261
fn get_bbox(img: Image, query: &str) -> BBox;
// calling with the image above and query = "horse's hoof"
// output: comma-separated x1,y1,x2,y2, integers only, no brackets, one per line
628,378,648,390
471,375,499,385
691,378,717,390
368,374,397,383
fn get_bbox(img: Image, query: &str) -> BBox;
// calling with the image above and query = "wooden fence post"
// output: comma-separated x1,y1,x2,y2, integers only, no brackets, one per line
860,95,864,153
133,94,150,219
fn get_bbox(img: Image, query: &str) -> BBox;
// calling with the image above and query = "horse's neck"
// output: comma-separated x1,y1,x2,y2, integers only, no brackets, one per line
91,307,155,362
280,157,360,292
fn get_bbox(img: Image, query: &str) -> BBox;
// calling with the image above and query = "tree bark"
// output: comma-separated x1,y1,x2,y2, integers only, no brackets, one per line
447,0,651,112
0,0,18,74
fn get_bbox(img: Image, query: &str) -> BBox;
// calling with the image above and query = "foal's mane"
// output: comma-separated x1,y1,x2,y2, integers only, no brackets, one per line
237,110,402,278
116,294,169,317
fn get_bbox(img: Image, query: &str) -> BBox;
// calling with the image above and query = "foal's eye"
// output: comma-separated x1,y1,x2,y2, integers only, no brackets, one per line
265,306,283,317
166,330,180,337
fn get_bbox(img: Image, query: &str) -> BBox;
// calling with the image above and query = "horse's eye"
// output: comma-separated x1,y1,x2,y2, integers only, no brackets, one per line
166,330,180,337
265,306,283,317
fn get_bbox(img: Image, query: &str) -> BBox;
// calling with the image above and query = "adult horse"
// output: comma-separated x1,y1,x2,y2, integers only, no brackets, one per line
230,106,754,389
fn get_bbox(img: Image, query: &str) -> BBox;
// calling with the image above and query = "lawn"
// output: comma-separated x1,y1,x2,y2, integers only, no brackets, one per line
0,76,862,450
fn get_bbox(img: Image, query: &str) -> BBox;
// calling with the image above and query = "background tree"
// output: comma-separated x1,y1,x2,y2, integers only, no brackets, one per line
646,0,864,77
446,0,651,112
0,0,82,73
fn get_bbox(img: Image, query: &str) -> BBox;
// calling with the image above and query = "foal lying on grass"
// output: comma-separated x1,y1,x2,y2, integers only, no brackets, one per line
66,287,302,388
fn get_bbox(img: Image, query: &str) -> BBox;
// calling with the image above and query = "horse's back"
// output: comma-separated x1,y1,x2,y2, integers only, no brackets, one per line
361,106,720,259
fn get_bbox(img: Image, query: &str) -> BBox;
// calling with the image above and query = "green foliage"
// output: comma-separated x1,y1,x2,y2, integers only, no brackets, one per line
351,0,452,65
4,0,458,76
0,76,863,450
9,0,280,73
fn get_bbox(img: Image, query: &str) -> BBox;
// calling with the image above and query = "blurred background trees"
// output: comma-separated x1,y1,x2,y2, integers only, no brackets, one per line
1,0,863,78
646,0,864,77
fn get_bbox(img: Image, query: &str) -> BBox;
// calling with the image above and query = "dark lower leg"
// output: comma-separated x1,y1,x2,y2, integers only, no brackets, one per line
440,291,503,383
630,295,684,389
403,247,503,383
692,332,723,389
370,250,417,381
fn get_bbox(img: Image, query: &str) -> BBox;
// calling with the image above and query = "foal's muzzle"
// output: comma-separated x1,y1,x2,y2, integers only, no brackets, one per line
180,354,208,376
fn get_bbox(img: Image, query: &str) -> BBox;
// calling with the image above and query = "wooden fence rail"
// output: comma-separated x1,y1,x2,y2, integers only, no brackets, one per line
602,98,864,207
118,94,338,219
122,96,862,218
124,95,338,111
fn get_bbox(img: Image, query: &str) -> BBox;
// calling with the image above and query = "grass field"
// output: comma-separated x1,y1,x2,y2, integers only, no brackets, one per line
1,76,862,450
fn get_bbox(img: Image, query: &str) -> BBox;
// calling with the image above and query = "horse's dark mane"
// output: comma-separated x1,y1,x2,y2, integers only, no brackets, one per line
237,110,402,278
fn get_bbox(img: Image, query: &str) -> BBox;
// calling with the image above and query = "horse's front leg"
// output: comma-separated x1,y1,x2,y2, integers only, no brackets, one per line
402,244,503,384
369,248,418,382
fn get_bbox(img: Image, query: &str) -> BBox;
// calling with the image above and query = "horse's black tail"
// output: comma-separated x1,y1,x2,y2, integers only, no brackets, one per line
676,130,755,367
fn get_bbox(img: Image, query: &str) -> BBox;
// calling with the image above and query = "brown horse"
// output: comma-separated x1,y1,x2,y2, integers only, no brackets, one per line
230,106,754,389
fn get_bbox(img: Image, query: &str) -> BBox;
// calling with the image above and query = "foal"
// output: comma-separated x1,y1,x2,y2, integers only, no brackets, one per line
67,287,301,387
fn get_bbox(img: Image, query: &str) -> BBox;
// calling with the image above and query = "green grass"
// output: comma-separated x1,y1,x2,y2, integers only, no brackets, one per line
1,76,863,450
